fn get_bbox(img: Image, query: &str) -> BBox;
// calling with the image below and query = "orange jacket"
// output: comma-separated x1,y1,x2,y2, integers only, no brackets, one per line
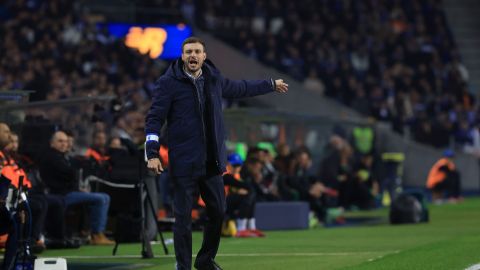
85,148,109,163
225,164,241,195
426,158,455,189
0,151,31,189
159,145,169,167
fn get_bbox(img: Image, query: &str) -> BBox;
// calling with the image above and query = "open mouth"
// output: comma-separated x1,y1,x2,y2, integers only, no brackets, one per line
189,59,198,65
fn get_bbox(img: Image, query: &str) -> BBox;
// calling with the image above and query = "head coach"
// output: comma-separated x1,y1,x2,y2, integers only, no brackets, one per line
145,36,288,270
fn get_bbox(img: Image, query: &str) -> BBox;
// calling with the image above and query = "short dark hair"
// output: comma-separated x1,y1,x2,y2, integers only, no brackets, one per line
63,129,74,138
182,36,206,52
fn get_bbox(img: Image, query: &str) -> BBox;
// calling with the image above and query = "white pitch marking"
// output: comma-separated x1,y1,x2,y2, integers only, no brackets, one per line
465,263,480,270
58,251,394,260
367,249,401,263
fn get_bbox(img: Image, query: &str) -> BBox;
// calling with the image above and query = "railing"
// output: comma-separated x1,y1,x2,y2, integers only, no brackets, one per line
0,95,116,148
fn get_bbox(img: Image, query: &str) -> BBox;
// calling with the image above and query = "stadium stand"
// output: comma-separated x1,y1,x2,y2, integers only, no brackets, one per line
0,0,166,143
2,0,478,151
193,0,477,151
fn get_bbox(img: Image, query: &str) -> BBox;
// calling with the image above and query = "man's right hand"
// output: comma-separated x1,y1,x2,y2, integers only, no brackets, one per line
147,158,164,175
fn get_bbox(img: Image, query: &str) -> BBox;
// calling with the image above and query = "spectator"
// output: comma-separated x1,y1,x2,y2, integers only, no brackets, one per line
287,147,328,221
303,70,324,95
426,149,462,203
39,131,114,245
318,134,354,208
273,143,292,175
224,153,263,238
0,122,18,269
4,131,78,250
241,157,279,202
84,130,110,179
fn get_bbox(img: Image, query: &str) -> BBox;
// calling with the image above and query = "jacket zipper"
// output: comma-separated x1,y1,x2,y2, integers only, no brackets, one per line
208,92,221,172
205,84,221,172
189,76,221,173
190,79,207,147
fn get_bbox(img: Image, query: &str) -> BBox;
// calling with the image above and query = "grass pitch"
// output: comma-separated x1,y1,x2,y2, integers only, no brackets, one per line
40,197,480,270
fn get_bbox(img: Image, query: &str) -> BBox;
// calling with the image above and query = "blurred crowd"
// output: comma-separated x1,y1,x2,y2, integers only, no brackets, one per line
190,0,480,154
2,0,480,155
0,0,166,145
0,1,470,265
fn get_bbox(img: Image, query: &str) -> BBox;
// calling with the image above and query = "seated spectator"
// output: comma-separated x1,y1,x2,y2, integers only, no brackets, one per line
5,131,78,250
84,130,110,180
85,131,109,164
224,153,263,238
287,147,328,221
3,131,44,253
241,156,279,202
426,150,462,203
0,122,18,269
318,134,353,208
247,145,280,196
273,143,292,175
39,131,114,245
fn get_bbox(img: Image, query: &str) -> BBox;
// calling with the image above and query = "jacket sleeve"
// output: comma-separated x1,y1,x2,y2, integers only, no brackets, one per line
221,76,274,99
222,174,250,189
145,78,173,159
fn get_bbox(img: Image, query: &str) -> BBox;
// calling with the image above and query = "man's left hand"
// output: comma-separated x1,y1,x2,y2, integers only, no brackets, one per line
275,79,289,93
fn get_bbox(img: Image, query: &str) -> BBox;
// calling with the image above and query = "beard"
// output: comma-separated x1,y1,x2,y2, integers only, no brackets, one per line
184,58,203,74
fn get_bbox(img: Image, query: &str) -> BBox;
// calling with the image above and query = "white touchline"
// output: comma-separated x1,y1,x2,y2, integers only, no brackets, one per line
465,263,480,270
56,251,396,260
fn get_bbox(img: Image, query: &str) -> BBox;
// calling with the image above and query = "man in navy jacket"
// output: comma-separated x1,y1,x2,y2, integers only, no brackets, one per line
145,37,288,270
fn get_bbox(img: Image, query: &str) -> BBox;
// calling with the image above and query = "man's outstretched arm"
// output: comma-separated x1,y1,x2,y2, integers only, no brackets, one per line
221,77,288,99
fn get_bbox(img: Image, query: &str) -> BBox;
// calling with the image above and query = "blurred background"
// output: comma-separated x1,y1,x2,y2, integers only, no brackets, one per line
1,0,480,268
2,0,480,191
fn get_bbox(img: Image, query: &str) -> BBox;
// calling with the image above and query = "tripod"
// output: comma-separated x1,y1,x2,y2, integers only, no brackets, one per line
6,176,36,270
112,149,168,258
138,175,168,258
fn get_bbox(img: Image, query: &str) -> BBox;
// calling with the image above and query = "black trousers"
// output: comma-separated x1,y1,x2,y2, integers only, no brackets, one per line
172,174,225,270
29,194,66,240
226,193,255,219
433,170,461,198
28,194,48,241
338,180,375,210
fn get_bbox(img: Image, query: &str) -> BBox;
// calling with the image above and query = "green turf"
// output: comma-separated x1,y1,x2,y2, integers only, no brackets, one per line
39,197,480,269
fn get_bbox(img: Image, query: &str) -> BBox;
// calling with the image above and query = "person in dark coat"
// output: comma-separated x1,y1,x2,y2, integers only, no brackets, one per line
145,37,288,270
39,131,114,245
